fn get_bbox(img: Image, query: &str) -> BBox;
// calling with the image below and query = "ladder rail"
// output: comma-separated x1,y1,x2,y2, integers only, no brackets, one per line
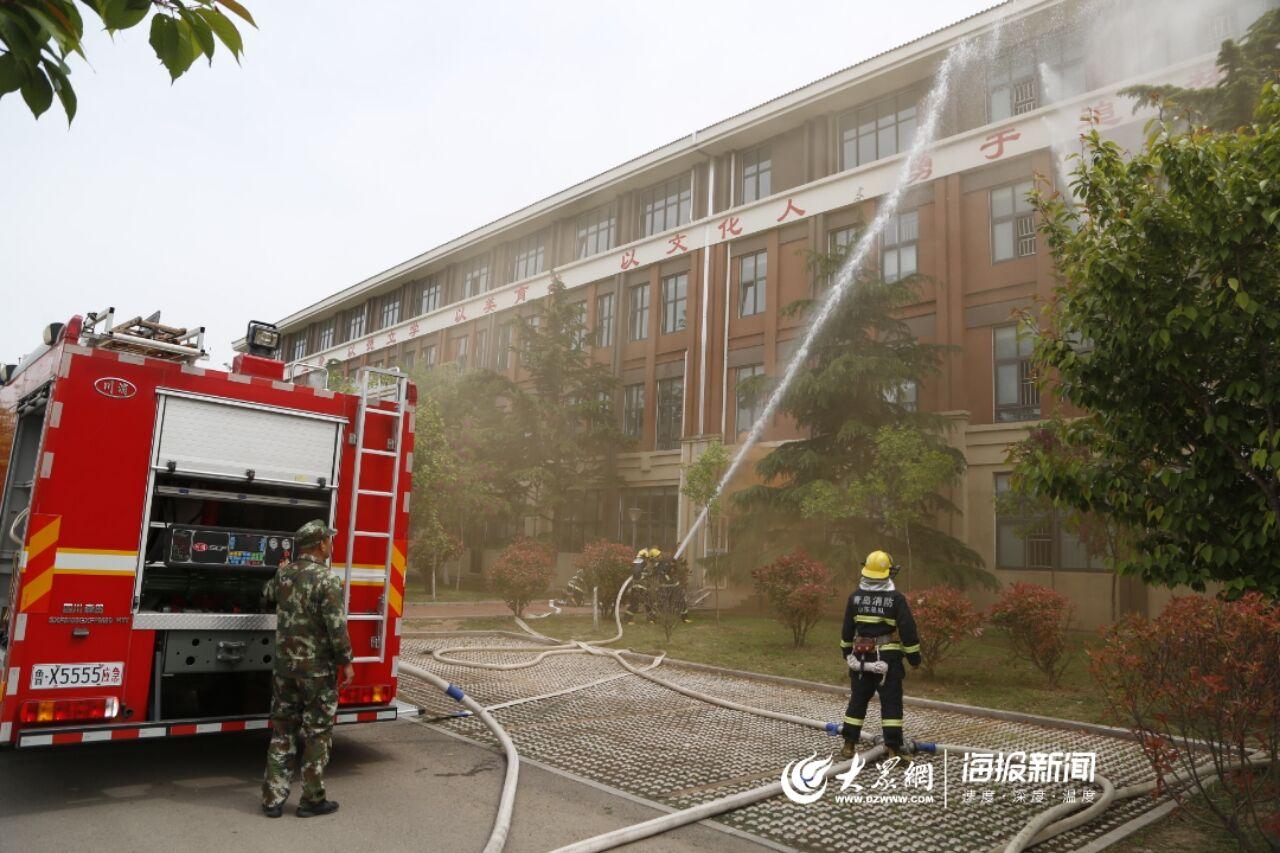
342,367,409,665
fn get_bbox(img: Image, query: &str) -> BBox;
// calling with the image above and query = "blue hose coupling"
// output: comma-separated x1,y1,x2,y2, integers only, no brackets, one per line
914,741,937,754
445,683,465,701
825,722,841,736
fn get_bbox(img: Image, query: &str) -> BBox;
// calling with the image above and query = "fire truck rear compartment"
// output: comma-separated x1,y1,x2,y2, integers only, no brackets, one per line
135,391,345,721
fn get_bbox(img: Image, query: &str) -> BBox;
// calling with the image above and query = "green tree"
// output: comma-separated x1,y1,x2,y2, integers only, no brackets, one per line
514,275,628,542
802,424,962,586
0,0,255,122
1120,8,1280,132
734,242,986,588
680,438,732,620
414,364,527,582
1015,80,1280,597
409,396,462,595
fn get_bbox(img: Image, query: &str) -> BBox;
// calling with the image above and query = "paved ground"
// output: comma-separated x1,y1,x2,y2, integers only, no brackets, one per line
402,632,1173,853
0,717,760,853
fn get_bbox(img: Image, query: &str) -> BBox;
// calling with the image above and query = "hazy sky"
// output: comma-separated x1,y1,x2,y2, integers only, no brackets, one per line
0,0,996,366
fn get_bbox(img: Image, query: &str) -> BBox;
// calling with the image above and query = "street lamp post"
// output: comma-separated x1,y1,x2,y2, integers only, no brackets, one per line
628,506,643,549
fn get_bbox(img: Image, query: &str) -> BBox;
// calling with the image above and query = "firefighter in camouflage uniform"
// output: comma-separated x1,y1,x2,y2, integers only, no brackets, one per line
260,519,354,818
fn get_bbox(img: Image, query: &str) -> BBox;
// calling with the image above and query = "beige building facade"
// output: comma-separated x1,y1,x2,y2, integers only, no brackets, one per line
250,0,1273,628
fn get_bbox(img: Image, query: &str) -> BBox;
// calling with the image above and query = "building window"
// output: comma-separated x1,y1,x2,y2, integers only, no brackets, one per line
496,323,512,370
379,293,401,330
839,88,918,170
628,283,650,341
474,328,488,369
511,232,546,282
454,335,469,369
461,257,490,298
640,175,691,237
885,380,918,411
291,333,307,361
316,319,335,351
555,489,608,552
734,363,764,440
424,344,437,369
829,226,857,256
995,473,1100,570
570,301,588,350
622,486,679,551
988,47,1038,120
660,273,687,334
347,307,366,341
402,350,415,372
738,251,767,317
740,145,772,203
991,181,1036,262
656,376,683,450
595,292,615,348
418,278,442,314
622,383,645,439
994,324,1039,422
577,205,616,258
881,210,918,282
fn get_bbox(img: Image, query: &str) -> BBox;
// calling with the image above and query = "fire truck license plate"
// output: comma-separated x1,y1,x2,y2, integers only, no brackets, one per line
29,662,125,690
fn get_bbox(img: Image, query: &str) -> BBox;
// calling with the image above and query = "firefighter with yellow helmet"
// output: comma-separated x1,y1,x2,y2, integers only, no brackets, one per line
838,549,921,759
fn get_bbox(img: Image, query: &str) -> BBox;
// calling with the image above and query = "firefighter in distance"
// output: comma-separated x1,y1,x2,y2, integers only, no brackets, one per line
839,550,921,759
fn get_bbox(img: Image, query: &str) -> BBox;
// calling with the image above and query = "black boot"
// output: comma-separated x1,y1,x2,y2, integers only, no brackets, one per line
296,799,339,818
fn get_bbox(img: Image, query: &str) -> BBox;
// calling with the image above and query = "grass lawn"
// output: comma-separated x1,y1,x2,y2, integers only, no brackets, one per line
404,576,495,603
419,609,1114,725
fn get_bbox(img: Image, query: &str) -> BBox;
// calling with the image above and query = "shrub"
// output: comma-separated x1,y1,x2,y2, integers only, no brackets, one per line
1090,594,1280,851
905,585,983,677
572,540,636,616
751,551,832,648
987,582,1074,687
484,537,555,618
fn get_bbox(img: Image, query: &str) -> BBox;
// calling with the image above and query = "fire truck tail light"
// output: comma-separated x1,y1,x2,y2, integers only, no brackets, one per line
339,684,391,706
20,696,121,725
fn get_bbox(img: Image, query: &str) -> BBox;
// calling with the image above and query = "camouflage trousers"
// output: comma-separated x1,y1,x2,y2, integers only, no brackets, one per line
262,674,338,807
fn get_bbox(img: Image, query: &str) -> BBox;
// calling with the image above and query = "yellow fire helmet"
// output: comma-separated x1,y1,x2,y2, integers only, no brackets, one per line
861,550,896,579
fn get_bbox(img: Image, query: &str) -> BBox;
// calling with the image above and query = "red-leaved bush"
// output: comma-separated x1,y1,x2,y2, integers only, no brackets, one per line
572,540,635,616
751,551,832,647
988,582,1074,686
905,585,983,677
485,537,555,617
1090,593,1280,850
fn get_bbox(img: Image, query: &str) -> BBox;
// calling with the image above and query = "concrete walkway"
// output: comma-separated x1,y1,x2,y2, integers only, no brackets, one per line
0,717,760,853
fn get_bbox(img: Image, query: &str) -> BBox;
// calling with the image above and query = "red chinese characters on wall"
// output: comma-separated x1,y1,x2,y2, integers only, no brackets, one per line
454,307,467,323
409,322,420,338
346,346,356,358
1078,100,1121,131
364,338,375,352
620,248,640,270
514,284,529,304
980,127,1022,160
717,216,742,239
907,155,933,184
666,234,688,255
775,198,806,222
483,296,497,314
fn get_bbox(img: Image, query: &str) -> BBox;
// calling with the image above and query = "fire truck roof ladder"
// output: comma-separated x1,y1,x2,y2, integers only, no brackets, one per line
83,307,207,364
342,367,408,664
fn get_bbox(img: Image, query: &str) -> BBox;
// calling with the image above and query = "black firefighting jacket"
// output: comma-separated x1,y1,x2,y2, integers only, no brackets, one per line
840,586,922,668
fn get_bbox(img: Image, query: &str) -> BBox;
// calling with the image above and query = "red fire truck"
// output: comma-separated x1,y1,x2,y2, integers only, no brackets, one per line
0,310,417,747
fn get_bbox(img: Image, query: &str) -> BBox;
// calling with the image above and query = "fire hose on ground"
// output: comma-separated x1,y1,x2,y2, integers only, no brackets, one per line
403,577,1273,853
